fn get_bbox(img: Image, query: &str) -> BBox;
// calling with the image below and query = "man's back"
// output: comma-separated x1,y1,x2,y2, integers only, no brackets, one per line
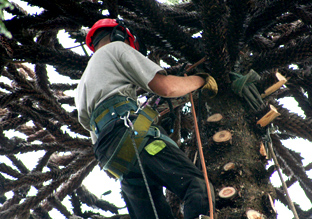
75,41,162,143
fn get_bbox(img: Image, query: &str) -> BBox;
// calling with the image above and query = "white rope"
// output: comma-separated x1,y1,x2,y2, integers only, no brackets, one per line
128,124,159,219
267,126,299,219
135,98,144,114
121,111,159,219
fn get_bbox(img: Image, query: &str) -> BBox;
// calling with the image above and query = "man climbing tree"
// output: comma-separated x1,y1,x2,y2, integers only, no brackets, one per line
1,1,312,219
75,18,218,219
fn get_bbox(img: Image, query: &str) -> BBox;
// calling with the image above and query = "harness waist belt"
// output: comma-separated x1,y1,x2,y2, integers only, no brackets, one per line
90,95,162,179
90,95,138,135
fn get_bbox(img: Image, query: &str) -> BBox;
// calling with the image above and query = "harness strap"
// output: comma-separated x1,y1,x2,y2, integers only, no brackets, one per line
90,96,138,134
91,95,179,179
103,106,158,179
146,126,178,148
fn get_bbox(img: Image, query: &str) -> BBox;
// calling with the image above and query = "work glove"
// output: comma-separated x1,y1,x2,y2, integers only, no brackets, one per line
195,72,218,98
230,69,263,111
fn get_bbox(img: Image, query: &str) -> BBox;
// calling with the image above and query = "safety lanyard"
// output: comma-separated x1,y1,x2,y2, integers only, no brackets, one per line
122,113,160,219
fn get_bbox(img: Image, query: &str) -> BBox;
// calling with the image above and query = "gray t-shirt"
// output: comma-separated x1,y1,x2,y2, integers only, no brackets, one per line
75,41,163,143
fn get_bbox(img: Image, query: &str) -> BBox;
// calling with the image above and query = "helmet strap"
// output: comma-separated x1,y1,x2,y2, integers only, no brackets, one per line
92,29,111,48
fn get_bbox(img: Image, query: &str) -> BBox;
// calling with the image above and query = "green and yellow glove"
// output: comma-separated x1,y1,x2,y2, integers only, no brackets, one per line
195,72,218,98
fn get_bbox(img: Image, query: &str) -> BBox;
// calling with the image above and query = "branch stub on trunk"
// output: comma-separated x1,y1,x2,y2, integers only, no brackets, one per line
259,142,268,159
261,72,287,98
256,104,280,127
264,193,277,214
223,162,236,171
218,187,237,199
246,209,265,219
207,113,223,122
213,130,232,143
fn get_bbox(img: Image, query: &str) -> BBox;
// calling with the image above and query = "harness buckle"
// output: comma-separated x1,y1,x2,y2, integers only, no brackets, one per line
153,126,161,138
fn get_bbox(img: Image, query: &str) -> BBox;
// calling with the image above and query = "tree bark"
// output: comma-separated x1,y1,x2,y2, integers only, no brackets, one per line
195,91,276,219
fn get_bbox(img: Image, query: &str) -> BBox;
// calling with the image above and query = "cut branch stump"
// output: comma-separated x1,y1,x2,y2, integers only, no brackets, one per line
257,105,280,127
259,142,268,159
223,162,236,172
207,113,223,123
219,162,242,182
218,187,237,199
212,130,232,144
262,193,277,215
261,72,287,98
246,209,266,219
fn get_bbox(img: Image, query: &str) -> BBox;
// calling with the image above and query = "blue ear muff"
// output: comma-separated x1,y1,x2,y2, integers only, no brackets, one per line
110,25,128,42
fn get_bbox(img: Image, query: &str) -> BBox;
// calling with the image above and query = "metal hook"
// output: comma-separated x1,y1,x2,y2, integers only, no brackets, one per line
120,111,131,128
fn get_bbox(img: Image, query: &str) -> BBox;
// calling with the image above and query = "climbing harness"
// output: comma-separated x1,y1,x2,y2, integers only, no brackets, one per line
90,95,180,219
90,96,157,178
143,94,179,134
90,95,177,179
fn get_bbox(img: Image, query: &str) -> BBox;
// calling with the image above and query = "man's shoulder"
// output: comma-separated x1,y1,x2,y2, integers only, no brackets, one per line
95,41,132,56
106,41,131,50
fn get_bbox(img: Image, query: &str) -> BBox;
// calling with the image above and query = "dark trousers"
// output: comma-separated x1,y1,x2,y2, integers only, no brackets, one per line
121,141,210,219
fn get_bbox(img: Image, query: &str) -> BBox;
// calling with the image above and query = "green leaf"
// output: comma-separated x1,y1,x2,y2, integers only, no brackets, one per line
0,0,14,38
0,0,14,13
166,0,184,4
0,21,12,38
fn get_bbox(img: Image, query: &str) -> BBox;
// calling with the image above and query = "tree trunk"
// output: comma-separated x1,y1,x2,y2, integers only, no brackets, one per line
190,91,276,219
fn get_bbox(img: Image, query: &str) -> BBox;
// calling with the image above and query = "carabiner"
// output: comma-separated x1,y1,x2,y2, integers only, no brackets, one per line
120,111,131,128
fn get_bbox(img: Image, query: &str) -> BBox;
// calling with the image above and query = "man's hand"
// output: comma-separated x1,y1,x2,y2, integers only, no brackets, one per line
195,73,218,98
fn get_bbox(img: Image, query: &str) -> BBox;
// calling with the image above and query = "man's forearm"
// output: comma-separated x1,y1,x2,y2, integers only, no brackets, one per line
148,73,205,98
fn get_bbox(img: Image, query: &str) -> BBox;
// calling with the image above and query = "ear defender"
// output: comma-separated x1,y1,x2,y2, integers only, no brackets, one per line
110,23,128,42
127,26,147,56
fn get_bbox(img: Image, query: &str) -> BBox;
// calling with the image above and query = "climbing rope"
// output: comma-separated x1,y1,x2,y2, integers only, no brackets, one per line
188,90,214,219
183,55,214,219
80,42,89,56
265,125,299,219
126,117,159,219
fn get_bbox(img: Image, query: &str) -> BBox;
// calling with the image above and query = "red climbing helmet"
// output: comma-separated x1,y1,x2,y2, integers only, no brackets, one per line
86,18,138,52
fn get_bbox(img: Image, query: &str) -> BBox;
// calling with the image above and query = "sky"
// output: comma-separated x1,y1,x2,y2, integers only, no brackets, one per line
1,1,312,218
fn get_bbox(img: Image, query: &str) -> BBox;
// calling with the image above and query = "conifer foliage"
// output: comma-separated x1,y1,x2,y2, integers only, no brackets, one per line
0,0,312,218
